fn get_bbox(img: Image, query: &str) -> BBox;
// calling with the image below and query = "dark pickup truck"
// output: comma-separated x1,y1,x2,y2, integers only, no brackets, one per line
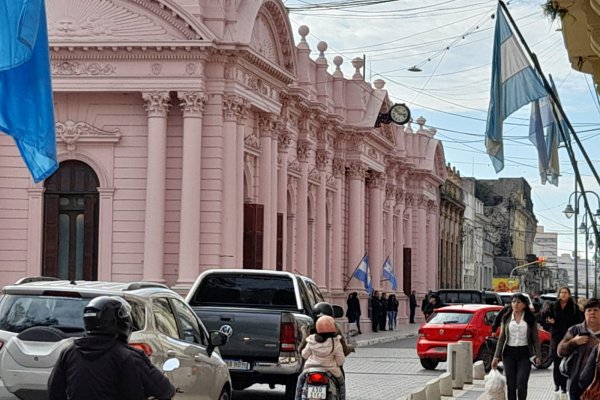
185,269,341,399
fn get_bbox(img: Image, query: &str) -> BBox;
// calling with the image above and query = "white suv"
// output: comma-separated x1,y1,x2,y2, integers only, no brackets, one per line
0,277,232,400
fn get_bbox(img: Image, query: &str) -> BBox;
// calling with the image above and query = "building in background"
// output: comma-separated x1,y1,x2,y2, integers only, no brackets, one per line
462,177,490,290
439,164,465,289
533,226,558,263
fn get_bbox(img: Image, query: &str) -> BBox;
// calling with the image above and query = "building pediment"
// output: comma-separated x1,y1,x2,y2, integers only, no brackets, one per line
47,0,215,42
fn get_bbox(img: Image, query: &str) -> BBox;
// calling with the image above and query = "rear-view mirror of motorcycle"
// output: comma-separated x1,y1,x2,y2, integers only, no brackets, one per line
332,305,344,318
162,358,180,372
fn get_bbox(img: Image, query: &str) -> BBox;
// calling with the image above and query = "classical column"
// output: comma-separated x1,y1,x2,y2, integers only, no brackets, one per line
222,95,240,267
259,115,273,267
404,194,415,290
368,172,385,290
416,195,428,289
270,132,278,269
347,162,366,289
394,190,405,294
277,130,291,271
296,140,310,276
385,184,395,291
236,101,249,262
314,149,329,288
427,201,439,290
174,92,205,289
142,91,170,282
331,158,344,291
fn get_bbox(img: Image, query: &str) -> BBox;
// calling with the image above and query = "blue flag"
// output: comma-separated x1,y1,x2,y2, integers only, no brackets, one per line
382,256,398,291
485,4,547,173
353,254,372,294
0,0,58,182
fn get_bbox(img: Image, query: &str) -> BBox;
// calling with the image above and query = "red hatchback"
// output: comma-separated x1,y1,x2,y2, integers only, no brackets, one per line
416,304,552,370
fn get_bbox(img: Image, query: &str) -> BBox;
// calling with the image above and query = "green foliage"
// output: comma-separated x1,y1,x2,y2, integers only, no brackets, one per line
542,1,568,21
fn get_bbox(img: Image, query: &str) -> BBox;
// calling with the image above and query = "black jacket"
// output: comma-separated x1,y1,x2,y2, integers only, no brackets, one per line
48,335,175,400
541,299,584,344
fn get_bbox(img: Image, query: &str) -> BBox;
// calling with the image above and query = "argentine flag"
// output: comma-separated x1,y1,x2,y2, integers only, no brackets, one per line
485,4,547,173
382,256,398,291
353,254,372,294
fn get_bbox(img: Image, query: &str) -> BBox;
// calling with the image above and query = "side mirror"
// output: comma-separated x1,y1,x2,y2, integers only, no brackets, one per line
207,331,228,357
163,358,180,372
332,305,344,319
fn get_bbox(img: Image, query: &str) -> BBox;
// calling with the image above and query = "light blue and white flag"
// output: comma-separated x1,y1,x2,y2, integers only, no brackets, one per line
485,4,548,173
0,0,58,182
382,256,398,291
529,95,550,184
353,254,372,294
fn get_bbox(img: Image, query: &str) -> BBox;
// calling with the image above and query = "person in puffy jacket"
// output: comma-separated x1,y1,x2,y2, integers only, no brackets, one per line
48,296,175,400
296,315,346,400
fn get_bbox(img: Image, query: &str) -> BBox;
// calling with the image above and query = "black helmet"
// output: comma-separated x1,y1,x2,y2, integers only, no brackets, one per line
83,296,132,342
312,302,333,318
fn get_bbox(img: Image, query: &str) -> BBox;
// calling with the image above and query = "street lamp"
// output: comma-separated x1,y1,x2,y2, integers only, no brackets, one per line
563,190,600,299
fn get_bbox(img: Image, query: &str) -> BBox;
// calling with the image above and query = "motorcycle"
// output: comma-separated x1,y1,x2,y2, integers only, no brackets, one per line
296,367,342,400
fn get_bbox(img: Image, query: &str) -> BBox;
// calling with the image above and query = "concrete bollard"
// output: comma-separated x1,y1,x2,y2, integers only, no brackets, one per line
438,372,453,396
459,340,473,384
473,360,486,380
447,342,464,389
409,386,426,400
425,377,441,400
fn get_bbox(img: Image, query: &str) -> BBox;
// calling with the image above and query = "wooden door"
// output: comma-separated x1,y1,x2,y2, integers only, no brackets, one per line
243,203,264,269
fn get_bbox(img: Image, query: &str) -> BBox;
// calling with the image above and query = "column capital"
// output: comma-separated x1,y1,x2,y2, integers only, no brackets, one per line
367,171,386,189
278,130,292,153
259,113,277,137
143,91,171,117
347,161,367,179
332,158,345,178
222,94,248,122
178,91,206,117
386,183,396,200
297,139,313,162
315,149,332,171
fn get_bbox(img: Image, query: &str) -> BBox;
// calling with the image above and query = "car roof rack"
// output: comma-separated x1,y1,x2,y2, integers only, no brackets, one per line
15,276,61,285
126,282,169,291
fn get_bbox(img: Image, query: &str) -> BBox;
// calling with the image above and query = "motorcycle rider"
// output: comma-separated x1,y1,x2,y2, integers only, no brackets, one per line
300,302,355,356
296,315,346,400
48,296,175,400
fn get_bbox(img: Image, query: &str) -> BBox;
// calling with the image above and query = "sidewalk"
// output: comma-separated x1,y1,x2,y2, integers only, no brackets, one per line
352,323,421,347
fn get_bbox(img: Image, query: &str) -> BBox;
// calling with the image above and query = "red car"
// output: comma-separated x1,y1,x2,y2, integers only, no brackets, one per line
416,304,552,370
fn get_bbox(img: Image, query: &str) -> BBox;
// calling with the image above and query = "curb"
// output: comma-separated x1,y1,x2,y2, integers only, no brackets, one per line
355,331,417,347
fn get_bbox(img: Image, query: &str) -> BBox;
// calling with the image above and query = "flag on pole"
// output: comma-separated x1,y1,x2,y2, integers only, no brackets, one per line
353,254,372,294
382,256,398,291
0,0,58,182
529,94,550,184
485,4,547,173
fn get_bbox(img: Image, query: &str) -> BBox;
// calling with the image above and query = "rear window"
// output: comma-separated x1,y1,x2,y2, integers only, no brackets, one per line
437,291,482,304
428,311,473,325
189,274,297,308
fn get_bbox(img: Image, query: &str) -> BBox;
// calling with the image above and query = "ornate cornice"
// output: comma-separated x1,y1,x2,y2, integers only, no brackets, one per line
56,120,121,152
178,91,206,116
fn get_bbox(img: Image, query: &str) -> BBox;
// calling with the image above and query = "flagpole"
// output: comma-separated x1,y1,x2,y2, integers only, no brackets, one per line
343,252,367,291
498,0,600,248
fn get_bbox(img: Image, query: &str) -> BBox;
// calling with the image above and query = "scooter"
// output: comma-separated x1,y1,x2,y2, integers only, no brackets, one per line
296,367,342,400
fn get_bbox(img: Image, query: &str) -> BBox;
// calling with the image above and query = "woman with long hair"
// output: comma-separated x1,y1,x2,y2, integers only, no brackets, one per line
492,293,541,400
541,286,584,396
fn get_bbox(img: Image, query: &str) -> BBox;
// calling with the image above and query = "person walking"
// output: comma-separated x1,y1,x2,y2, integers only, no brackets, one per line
491,293,541,400
379,293,388,331
387,294,399,331
369,291,381,333
423,293,445,320
345,292,362,335
541,286,584,396
409,290,418,324
557,298,600,400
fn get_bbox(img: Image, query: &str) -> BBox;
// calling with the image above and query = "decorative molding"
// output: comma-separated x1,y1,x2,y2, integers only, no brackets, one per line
244,132,260,152
326,175,338,190
405,193,414,206
347,161,366,179
308,167,321,184
278,130,292,152
250,14,280,65
297,140,312,162
288,159,301,175
223,95,246,122
258,113,276,138
178,91,206,116
386,184,396,200
367,171,386,189
332,158,345,178
52,61,116,75
315,149,330,171
56,120,121,152
142,91,171,117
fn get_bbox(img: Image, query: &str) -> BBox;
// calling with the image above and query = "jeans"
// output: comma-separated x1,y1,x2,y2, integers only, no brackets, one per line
503,345,532,400
347,312,361,333
388,311,397,330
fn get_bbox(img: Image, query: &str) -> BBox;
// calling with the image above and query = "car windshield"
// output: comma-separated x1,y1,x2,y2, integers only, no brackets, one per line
0,294,88,333
428,311,473,325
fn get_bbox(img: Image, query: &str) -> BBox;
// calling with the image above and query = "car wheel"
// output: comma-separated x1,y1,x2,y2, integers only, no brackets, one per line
218,387,231,400
420,358,439,370
476,345,495,372
533,342,553,369
284,375,298,400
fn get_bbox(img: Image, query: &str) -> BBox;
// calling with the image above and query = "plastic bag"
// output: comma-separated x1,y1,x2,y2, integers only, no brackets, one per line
482,369,506,400
347,322,359,337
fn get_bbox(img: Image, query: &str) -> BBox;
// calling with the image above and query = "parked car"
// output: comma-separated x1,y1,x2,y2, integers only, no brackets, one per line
0,277,232,400
416,304,552,371
185,269,343,400
496,291,535,312
435,289,502,305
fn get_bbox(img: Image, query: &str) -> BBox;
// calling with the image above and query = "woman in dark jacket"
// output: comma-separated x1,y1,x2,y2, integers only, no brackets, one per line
387,294,399,331
346,292,362,334
492,293,541,400
379,293,388,331
542,286,584,394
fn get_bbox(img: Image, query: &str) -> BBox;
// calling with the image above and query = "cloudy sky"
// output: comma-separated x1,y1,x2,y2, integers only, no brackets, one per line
283,0,600,261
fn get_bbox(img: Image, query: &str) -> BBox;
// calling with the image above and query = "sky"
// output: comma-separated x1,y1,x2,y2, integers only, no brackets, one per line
282,0,600,260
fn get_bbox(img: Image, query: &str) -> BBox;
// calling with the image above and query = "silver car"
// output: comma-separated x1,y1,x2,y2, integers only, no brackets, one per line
0,277,232,400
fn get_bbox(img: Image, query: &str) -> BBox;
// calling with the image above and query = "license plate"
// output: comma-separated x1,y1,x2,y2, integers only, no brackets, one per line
307,385,327,399
224,359,251,370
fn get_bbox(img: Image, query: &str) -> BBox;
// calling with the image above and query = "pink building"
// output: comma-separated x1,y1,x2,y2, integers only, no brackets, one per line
0,0,447,325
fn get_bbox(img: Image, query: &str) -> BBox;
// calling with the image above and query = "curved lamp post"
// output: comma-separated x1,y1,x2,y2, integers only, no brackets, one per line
563,190,600,299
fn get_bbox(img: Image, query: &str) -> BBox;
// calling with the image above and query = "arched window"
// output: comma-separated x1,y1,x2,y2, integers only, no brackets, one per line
43,160,99,280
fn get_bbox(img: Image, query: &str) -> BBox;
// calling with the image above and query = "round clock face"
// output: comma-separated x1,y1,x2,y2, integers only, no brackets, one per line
389,103,411,125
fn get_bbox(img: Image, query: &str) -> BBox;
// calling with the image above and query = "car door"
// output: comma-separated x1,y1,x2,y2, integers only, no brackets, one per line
151,296,213,400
